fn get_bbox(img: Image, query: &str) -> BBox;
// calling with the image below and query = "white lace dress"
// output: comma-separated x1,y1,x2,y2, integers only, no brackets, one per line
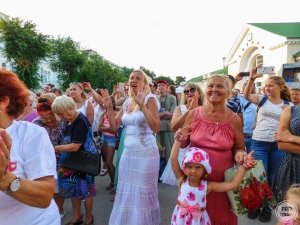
109,93,160,225
160,104,188,186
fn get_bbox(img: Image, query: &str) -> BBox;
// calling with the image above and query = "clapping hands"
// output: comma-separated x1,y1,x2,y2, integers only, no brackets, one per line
131,86,146,107
0,129,12,180
100,89,113,110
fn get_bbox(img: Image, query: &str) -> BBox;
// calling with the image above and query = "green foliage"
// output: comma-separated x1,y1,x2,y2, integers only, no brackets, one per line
48,37,85,89
0,17,49,90
49,37,128,92
139,66,157,80
175,76,186,85
155,75,175,85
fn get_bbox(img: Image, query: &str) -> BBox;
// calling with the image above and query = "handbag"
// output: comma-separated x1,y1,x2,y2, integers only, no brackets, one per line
61,118,101,176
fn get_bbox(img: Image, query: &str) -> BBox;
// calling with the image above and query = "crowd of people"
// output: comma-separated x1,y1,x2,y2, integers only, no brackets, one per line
0,67,300,225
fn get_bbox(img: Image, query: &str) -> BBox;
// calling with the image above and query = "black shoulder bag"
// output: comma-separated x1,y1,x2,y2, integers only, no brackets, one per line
61,118,101,176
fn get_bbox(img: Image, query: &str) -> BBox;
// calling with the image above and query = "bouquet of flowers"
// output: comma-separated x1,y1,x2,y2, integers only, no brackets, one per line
224,160,275,215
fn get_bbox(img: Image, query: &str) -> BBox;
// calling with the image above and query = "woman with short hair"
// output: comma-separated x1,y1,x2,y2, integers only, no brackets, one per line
0,69,60,225
53,95,96,225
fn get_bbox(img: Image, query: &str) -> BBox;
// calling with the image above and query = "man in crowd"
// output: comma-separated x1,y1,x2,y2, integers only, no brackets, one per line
156,80,177,161
290,88,300,105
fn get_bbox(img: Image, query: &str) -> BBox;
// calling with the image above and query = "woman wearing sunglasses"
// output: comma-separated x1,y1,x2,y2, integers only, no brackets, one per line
160,83,204,185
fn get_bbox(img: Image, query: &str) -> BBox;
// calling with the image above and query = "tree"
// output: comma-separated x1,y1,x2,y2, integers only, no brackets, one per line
49,38,128,91
175,76,186,86
49,37,85,89
139,66,157,80
0,18,49,90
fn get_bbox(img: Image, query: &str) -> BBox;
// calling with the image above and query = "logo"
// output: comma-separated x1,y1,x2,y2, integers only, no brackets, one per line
275,200,298,223
7,161,17,172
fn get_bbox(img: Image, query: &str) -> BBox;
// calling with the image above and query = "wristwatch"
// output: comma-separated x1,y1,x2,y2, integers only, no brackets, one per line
6,176,21,194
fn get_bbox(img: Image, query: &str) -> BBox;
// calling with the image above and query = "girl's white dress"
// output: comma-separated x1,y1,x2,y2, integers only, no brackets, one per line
109,93,160,225
171,179,211,225
160,104,188,186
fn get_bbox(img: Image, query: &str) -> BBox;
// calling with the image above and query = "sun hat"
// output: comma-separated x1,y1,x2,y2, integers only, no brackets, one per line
181,147,212,174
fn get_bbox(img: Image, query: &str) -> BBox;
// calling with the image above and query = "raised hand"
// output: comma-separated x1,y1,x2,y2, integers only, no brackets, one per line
82,82,92,91
100,89,113,110
249,67,262,80
178,126,191,142
235,73,243,82
131,86,146,107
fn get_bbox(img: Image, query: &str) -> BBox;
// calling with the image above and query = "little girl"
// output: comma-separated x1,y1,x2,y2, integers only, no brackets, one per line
170,130,256,225
277,184,300,225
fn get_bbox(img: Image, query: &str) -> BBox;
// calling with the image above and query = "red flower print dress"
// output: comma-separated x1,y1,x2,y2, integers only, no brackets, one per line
171,179,211,225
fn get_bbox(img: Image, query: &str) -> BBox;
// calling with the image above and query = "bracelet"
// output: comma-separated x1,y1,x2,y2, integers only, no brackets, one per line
249,78,255,81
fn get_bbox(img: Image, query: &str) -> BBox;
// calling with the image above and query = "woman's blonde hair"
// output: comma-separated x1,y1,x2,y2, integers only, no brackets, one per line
286,184,300,200
40,93,57,102
51,95,77,114
128,69,151,111
207,74,230,92
267,76,291,101
180,83,204,106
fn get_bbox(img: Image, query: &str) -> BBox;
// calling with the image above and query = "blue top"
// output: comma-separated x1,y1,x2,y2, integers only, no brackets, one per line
238,95,257,134
291,105,300,136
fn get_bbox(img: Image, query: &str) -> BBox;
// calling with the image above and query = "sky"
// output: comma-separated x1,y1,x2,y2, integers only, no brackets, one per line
1,0,299,80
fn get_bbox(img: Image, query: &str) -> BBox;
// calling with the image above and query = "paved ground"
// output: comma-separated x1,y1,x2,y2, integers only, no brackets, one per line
62,175,277,225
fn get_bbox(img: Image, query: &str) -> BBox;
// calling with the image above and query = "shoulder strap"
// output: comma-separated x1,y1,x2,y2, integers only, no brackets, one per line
244,101,251,111
257,96,268,113
283,99,290,105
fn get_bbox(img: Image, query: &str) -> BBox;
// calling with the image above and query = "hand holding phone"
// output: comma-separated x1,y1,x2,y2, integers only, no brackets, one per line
257,66,275,75
240,72,250,77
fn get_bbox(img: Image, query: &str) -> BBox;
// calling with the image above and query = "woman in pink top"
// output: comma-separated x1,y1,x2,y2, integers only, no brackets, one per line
99,96,117,190
181,75,247,225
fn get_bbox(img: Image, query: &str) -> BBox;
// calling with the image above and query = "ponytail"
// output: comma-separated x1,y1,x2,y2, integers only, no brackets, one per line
281,85,291,102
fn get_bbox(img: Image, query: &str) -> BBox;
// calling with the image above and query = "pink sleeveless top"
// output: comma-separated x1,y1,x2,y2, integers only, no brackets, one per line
190,106,237,225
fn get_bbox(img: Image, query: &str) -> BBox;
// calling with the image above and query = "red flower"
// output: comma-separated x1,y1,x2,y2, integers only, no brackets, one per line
258,182,273,200
192,151,204,163
187,192,196,201
240,186,262,211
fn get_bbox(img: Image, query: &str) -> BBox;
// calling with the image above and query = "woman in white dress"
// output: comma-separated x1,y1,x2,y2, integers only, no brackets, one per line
160,83,204,186
102,69,161,225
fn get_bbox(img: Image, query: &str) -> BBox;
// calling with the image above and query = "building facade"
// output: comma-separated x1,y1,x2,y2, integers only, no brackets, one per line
190,22,300,92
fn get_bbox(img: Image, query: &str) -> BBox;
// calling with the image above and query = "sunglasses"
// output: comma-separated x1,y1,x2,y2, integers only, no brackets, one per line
183,87,197,95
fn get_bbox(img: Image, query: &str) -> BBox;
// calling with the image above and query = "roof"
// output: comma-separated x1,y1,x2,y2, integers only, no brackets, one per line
294,51,300,58
249,23,300,38
189,67,228,82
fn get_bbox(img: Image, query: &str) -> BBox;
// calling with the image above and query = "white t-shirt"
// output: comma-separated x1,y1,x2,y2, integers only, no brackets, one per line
252,99,292,142
0,121,60,225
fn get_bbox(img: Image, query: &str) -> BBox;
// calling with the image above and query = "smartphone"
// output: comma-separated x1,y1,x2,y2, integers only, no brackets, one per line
240,72,250,77
257,66,275,75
